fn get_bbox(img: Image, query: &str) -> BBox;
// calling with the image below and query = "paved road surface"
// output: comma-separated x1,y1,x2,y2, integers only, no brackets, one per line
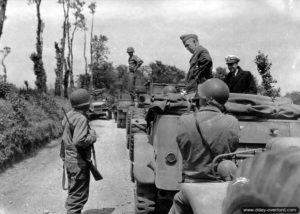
0,119,134,214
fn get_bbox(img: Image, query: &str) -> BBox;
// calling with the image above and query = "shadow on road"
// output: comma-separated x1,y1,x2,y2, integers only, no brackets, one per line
83,208,115,214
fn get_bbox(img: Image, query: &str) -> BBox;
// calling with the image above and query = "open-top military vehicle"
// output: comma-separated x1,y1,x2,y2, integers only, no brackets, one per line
129,91,300,214
88,88,113,120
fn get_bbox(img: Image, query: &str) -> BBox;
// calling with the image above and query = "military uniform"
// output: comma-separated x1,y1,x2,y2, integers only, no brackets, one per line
185,45,213,92
61,109,97,214
224,55,257,94
225,66,257,94
169,105,239,214
180,34,213,93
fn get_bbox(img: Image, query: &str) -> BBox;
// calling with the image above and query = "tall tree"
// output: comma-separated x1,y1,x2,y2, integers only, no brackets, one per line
57,0,70,97
83,17,88,87
67,0,85,89
54,42,63,96
0,46,10,82
0,0,8,41
254,51,280,100
88,2,96,88
29,0,47,92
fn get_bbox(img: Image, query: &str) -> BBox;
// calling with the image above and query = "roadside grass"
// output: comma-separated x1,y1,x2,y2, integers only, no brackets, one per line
0,82,71,172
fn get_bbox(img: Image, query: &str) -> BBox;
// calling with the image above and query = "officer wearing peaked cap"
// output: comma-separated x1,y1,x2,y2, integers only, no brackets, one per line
224,54,257,94
180,34,213,93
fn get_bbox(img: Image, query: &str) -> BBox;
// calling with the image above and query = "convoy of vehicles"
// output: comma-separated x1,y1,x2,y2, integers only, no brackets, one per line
93,78,300,214
126,87,300,214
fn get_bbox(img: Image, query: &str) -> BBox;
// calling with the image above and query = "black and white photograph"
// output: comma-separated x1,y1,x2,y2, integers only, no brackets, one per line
0,0,300,213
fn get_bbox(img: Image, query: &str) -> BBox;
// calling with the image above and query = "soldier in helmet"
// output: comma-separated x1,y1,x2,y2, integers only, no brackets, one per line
224,55,257,94
168,78,240,214
180,34,213,93
127,47,144,101
60,88,97,214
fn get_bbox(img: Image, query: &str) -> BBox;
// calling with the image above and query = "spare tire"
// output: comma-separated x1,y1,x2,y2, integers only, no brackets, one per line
222,149,300,214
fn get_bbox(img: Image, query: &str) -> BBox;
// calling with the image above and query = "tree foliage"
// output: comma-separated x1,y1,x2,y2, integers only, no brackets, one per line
285,91,300,105
92,62,116,90
149,60,185,84
90,35,110,66
254,51,280,100
29,0,47,92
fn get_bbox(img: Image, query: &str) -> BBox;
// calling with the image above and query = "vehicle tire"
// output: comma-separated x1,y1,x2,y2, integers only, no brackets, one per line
222,149,300,214
107,111,112,120
117,119,121,128
135,183,157,214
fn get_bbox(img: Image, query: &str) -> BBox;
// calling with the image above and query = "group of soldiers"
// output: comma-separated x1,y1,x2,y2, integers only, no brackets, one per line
60,33,258,214
127,33,257,96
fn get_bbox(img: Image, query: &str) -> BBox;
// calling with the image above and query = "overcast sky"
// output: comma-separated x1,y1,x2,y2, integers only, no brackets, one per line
1,0,300,94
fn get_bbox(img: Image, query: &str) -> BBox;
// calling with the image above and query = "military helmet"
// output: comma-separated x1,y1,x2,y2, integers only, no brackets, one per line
69,88,91,108
162,85,177,94
197,78,229,105
127,47,134,53
217,160,237,181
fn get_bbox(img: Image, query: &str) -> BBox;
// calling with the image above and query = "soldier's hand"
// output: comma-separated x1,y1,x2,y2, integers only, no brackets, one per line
90,129,97,143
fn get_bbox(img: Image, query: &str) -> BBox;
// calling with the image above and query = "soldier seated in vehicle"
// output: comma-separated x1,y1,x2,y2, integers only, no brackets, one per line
168,78,240,214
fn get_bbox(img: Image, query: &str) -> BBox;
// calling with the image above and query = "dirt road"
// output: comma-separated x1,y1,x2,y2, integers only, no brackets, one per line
0,119,134,214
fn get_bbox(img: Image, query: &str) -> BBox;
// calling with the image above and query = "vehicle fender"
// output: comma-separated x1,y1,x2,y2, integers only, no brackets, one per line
266,137,300,151
181,182,228,214
133,134,155,184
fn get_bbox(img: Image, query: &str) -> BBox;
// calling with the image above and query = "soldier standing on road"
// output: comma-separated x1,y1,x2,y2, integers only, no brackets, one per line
168,78,240,214
180,34,213,93
60,89,97,214
224,55,257,94
127,47,144,101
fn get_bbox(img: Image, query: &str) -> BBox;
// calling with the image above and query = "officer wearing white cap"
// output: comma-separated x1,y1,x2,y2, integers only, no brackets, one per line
180,34,213,93
224,55,257,94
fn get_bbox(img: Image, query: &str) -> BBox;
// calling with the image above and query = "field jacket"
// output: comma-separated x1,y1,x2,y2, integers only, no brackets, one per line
185,45,213,92
176,105,239,182
61,110,96,165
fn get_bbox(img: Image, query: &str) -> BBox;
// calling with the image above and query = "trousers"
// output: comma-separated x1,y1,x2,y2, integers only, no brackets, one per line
65,162,90,214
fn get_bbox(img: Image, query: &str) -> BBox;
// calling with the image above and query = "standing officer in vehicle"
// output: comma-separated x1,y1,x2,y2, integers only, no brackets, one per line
224,55,257,94
60,88,97,214
180,34,213,93
168,78,240,214
127,47,144,101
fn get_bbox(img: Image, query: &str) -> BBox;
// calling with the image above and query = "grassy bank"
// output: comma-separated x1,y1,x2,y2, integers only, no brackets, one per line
0,82,71,172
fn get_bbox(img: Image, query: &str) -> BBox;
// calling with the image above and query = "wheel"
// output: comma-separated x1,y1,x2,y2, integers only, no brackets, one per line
107,111,112,120
222,148,300,214
135,183,157,214
117,118,121,128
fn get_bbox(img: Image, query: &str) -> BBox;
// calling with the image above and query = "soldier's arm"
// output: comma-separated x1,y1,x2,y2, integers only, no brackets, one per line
72,116,97,148
135,56,144,70
176,119,190,161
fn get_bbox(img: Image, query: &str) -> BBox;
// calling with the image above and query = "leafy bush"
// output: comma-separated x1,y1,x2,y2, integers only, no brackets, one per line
0,83,71,171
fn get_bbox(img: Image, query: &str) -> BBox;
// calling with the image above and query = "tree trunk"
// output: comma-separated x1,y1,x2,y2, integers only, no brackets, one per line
60,0,69,97
0,0,8,41
90,14,94,88
84,27,88,88
31,0,47,92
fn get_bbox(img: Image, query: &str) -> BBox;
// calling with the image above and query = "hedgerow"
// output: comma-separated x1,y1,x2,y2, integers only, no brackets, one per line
0,82,71,171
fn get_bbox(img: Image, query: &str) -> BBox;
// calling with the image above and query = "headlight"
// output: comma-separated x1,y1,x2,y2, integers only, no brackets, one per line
165,152,177,165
